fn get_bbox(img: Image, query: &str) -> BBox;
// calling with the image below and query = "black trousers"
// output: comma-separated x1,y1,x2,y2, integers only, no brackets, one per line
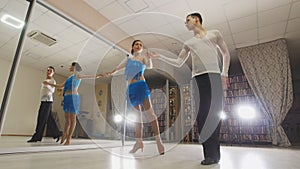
194,73,223,161
31,101,61,141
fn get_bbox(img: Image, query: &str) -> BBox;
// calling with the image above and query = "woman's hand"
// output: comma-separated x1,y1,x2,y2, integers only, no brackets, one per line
146,51,160,59
96,74,103,78
105,69,117,77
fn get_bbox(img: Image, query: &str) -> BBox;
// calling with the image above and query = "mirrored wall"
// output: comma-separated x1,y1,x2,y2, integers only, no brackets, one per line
0,0,192,154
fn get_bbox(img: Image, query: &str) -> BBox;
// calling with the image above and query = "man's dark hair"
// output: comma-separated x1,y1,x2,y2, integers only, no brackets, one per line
48,66,55,72
187,12,203,24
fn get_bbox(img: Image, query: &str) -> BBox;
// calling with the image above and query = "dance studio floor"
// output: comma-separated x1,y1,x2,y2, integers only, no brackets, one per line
0,136,300,169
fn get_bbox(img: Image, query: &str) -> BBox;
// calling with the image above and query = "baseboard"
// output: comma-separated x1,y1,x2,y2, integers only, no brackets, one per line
1,134,31,137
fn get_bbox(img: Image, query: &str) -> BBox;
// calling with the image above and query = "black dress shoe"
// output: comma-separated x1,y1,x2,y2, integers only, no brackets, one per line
201,158,219,165
53,132,62,142
27,139,38,143
53,136,60,142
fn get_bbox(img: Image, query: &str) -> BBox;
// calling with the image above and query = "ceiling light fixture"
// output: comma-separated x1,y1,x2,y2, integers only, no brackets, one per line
0,14,24,29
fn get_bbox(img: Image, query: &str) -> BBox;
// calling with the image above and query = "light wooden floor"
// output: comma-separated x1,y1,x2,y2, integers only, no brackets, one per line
0,136,300,169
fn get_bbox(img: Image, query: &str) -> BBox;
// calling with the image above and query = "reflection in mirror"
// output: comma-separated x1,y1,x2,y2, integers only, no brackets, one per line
0,0,33,149
0,0,128,152
0,0,186,157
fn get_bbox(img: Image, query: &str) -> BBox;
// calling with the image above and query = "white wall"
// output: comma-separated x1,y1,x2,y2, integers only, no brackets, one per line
0,58,66,135
78,81,107,137
1,59,43,135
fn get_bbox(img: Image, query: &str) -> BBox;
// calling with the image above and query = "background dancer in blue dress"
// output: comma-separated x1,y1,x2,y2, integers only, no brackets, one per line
45,62,101,145
104,40,165,155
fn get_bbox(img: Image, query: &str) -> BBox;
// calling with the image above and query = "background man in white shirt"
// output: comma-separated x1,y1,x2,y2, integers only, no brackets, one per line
27,66,62,142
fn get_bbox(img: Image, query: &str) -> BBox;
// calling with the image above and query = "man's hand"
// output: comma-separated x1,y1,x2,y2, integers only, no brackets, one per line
221,76,229,90
43,80,49,85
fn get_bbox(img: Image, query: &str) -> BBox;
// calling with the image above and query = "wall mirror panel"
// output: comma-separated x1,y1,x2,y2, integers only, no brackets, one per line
0,0,187,154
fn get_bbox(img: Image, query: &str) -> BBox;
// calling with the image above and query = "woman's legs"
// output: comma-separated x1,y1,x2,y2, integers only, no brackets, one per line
64,113,76,145
127,81,163,154
143,98,165,155
129,105,144,153
61,112,70,144
62,94,79,145
135,105,143,143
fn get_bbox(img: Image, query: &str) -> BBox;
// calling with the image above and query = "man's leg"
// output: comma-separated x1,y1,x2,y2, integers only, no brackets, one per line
195,73,222,165
46,110,62,140
28,102,51,142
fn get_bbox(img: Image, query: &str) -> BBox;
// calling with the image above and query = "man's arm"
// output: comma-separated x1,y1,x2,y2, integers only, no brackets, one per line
159,44,190,68
44,80,64,89
214,30,230,89
215,30,230,77
49,79,56,93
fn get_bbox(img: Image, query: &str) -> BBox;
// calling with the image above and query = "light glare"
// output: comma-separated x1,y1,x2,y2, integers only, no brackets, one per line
237,105,256,119
114,114,123,123
220,111,227,120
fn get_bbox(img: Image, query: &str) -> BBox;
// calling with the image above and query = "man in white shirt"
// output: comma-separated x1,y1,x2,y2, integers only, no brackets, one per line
160,12,230,165
27,66,62,142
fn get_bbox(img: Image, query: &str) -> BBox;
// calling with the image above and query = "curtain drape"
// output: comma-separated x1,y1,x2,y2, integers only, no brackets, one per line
237,39,293,147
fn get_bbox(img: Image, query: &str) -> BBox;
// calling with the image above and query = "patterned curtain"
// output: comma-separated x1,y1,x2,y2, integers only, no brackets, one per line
237,39,293,147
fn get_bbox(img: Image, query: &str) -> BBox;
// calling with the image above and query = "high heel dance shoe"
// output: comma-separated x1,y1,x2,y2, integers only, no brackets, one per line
129,142,144,153
157,142,165,155
63,140,70,145
60,134,66,144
